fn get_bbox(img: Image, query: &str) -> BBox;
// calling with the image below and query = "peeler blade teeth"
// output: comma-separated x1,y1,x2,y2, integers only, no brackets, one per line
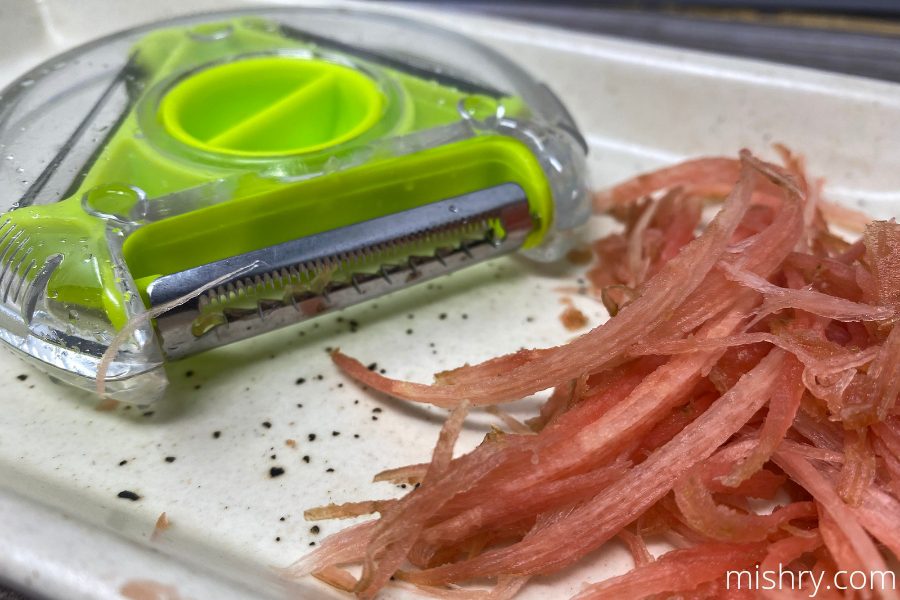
149,183,534,359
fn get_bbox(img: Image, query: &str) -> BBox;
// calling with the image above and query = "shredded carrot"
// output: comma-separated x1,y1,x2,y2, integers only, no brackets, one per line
285,150,899,599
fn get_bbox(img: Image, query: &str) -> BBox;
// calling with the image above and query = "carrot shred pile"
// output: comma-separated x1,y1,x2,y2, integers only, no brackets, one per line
285,149,900,599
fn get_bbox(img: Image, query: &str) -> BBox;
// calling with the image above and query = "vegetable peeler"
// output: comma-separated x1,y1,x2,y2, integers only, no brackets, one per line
0,8,589,403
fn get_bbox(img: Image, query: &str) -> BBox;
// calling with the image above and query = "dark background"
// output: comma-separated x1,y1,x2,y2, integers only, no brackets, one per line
403,0,900,83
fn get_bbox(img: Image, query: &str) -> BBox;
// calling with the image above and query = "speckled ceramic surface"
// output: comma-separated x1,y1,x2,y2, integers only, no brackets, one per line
1,2,899,599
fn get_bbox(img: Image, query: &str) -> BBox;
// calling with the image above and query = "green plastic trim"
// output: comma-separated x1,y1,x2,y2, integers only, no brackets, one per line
159,57,386,157
4,17,550,333
124,135,553,296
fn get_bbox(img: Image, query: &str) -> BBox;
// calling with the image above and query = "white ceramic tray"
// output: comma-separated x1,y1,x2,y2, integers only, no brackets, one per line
1,2,899,599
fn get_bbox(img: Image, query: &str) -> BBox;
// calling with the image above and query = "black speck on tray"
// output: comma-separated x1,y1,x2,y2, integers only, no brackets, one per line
366,362,377,371
117,490,140,501
118,459,128,466
310,525,320,534
16,374,28,382
308,433,316,442
212,431,221,439
302,455,310,463
262,421,272,429
295,377,306,385
164,456,176,463
270,466,285,478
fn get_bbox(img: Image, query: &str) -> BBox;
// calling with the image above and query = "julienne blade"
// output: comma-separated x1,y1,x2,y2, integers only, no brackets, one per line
331,153,760,406
285,149,900,600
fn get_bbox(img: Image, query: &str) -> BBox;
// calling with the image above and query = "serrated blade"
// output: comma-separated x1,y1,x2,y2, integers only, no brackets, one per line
150,183,534,358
